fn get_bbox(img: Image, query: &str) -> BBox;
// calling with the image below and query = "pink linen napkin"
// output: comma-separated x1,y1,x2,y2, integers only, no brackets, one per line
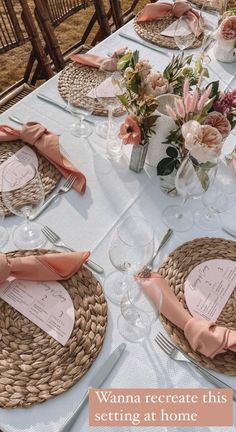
0,123,86,194
0,251,90,283
139,273,236,358
70,53,118,71
137,0,202,38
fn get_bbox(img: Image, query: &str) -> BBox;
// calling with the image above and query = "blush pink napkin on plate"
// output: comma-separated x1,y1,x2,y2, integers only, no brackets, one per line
0,122,86,194
139,273,236,358
0,251,90,283
137,0,202,38
70,53,118,72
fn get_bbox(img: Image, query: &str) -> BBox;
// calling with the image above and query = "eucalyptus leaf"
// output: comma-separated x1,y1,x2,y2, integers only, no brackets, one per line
157,157,176,176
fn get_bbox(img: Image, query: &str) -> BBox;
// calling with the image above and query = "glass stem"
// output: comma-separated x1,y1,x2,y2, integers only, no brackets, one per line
176,195,189,219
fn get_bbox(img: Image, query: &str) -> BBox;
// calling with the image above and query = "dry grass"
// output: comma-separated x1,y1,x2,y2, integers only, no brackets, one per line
0,0,147,94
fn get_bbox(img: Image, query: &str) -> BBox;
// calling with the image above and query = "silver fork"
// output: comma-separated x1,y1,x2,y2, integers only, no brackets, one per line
30,174,76,220
155,332,236,400
140,229,173,274
41,225,104,274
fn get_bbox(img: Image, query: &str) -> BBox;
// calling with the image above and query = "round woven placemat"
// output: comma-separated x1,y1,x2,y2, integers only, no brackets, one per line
158,237,236,375
0,249,107,408
0,141,61,217
134,15,202,49
58,63,124,117
189,0,224,11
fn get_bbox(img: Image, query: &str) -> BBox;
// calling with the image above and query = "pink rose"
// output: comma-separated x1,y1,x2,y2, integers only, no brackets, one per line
119,115,142,145
204,111,231,139
220,16,236,40
145,72,169,96
112,47,128,58
100,57,118,72
182,120,223,162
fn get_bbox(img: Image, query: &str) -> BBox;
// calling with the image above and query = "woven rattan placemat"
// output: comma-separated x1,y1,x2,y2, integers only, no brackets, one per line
58,63,124,117
0,141,61,217
0,249,107,408
158,237,236,375
189,0,224,10
133,15,202,49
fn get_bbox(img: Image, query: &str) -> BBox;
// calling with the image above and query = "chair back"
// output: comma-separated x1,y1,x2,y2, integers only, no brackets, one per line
34,0,111,72
0,0,53,85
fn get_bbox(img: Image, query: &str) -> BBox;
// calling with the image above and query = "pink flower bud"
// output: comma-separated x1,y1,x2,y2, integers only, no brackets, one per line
189,89,199,112
183,79,190,100
175,98,185,118
165,104,177,120
185,94,192,114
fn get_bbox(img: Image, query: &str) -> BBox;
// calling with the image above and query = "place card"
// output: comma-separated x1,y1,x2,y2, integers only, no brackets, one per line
184,259,236,321
161,20,192,37
0,145,38,192
0,278,75,345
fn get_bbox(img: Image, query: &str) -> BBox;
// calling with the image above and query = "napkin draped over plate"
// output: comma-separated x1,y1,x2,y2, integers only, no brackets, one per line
70,53,118,71
0,122,86,194
0,251,90,283
140,273,236,358
137,0,202,38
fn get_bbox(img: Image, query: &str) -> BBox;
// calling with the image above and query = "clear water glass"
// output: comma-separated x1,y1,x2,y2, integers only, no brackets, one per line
68,82,94,138
2,163,45,249
104,216,154,305
174,16,195,52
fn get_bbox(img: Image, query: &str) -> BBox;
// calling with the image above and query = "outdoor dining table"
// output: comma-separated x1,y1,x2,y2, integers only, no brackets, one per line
0,10,236,432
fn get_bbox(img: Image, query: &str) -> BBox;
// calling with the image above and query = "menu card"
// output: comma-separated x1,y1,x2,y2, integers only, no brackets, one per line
0,145,38,192
184,259,236,321
0,278,75,345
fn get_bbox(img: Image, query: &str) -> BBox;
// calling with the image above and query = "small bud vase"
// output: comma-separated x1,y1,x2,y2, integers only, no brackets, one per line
213,40,236,63
129,142,149,173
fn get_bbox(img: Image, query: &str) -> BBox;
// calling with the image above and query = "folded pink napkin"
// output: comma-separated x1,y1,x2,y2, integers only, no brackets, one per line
0,123,86,194
137,0,202,37
0,251,90,283
139,273,236,358
70,53,118,72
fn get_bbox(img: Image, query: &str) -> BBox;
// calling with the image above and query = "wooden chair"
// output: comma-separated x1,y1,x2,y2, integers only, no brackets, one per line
109,0,142,29
0,0,53,113
33,0,111,73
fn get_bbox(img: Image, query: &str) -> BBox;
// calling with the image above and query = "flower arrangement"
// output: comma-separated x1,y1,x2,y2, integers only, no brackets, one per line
157,79,236,187
116,50,207,149
213,12,236,62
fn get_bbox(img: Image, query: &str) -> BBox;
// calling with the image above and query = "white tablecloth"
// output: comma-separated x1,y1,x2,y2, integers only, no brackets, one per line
0,14,236,432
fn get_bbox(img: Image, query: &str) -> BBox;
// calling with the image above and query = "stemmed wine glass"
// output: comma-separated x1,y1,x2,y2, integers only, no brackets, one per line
2,163,45,249
104,216,154,305
199,0,217,64
118,284,162,343
174,16,195,52
95,71,125,160
162,154,218,231
68,81,94,138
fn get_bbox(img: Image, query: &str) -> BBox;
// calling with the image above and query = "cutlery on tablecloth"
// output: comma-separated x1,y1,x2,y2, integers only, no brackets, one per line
140,228,173,274
155,332,236,400
58,343,126,432
222,225,236,238
30,174,76,220
119,30,171,57
41,225,104,274
36,93,95,125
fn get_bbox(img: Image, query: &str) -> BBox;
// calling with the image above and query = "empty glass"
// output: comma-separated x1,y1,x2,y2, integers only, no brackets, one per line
104,216,154,305
199,1,217,63
95,71,125,160
2,163,45,249
68,81,94,138
118,285,162,343
162,155,218,231
174,16,195,52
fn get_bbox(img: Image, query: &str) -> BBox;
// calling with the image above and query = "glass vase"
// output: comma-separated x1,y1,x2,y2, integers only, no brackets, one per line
129,142,149,173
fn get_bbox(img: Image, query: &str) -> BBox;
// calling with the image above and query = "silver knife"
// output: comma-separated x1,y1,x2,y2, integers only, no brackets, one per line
222,225,236,238
119,31,171,57
58,343,126,432
36,93,94,125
